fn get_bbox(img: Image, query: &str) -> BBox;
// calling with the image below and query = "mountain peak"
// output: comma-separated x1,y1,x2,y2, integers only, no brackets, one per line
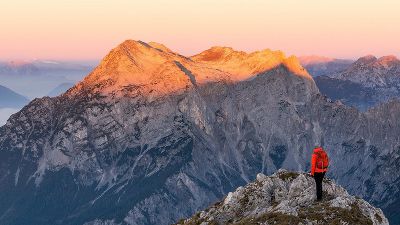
111,39,157,55
191,46,240,61
111,40,177,57
352,54,400,68
351,55,399,67
147,42,173,53
177,170,389,225
69,40,312,96
333,54,400,88
70,40,231,96
72,40,191,94
376,55,400,67
354,55,378,66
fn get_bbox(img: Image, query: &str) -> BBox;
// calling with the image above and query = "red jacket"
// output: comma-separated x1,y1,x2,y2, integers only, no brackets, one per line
311,147,328,176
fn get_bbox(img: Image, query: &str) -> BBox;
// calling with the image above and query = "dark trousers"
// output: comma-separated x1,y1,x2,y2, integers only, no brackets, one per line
314,172,325,200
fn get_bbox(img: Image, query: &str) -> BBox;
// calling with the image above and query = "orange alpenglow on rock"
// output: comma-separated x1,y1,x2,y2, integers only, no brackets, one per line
70,40,312,97
191,46,311,80
376,55,400,67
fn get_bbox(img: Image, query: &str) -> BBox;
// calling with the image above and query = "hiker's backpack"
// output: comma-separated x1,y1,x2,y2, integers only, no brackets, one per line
315,148,329,170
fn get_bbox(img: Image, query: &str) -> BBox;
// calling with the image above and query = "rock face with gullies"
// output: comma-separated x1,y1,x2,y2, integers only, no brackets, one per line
177,170,389,225
0,40,399,225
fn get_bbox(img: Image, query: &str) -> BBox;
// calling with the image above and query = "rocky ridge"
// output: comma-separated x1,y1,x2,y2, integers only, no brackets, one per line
177,170,388,225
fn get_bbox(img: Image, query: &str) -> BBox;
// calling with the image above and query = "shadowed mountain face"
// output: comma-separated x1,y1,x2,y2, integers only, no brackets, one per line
0,41,399,225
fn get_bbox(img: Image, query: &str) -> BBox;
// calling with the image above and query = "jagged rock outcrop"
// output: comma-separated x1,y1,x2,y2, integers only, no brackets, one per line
177,170,388,225
0,40,399,225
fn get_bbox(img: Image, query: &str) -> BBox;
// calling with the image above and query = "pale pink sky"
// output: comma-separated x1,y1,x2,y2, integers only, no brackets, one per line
1,0,399,60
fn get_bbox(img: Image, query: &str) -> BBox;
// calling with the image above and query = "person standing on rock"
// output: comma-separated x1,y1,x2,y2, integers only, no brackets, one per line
310,146,329,201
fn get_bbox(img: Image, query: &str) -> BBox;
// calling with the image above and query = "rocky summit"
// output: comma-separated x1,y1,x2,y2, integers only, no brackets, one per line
177,170,389,225
0,40,400,225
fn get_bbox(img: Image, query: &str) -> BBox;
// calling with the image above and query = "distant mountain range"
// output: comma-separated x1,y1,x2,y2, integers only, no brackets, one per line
0,85,29,126
314,55,400,110
0,60,95,99
0,60,95,76
0,60,94,125
298,55,353,77
332,55,400,87
0,85,29,108
1,40,400,224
